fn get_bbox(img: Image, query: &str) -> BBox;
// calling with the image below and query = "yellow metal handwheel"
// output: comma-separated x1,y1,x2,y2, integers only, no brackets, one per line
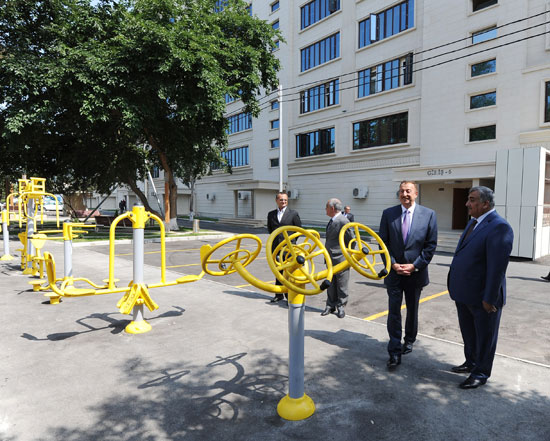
201,234,262,276
339,222,391,280
266,226,332,296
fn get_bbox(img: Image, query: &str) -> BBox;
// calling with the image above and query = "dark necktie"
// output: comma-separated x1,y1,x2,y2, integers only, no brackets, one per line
327,219,333,230
402,210,410,243
463,219,477,241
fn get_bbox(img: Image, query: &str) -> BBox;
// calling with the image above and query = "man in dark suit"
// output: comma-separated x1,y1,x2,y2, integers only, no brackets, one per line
448,186,513,389
267,191,302,303
379,181,438,369
321,198,353,318
343,206,355,222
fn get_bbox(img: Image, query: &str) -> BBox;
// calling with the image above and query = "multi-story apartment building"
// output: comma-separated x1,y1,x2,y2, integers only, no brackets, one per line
104,0,550,258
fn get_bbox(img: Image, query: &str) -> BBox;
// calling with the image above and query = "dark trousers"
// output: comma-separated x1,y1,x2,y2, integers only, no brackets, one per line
387,284,422,355
455,301,502,379
326,267,349,308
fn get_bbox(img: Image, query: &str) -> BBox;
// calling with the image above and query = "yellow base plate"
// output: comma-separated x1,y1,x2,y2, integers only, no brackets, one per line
277,394,315,421
0,255,15,261
125,320,152,334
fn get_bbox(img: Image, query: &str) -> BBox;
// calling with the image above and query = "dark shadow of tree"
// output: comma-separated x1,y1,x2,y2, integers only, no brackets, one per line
31,325,550,441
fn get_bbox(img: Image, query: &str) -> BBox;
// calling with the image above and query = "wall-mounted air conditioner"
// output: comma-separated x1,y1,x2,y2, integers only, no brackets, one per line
287,189,299,199
238,191,249,200
352,186,368,199
206,193,215,201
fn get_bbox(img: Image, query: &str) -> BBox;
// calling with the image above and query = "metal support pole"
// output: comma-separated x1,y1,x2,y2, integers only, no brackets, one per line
126,203,152,334
277,282,315,421
278,84,284,192
63,220,73,279
23,199,36,275
1,210,14,260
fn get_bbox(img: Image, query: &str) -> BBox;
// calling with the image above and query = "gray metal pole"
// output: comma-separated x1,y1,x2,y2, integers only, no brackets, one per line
63,220,73,279
132,205,145,323
287,300,305,399
2,211,10,257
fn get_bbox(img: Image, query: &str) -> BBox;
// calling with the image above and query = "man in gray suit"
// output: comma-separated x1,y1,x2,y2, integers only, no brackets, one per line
321,198,353,318
379,181,438,369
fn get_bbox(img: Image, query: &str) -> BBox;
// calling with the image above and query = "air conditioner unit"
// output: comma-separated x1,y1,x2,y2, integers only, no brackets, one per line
238,191,249,200
352,186,368,199
206,193,215,201
287,189,299,199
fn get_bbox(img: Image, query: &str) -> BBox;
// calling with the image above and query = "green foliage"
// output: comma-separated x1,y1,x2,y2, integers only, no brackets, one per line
0,0,280,195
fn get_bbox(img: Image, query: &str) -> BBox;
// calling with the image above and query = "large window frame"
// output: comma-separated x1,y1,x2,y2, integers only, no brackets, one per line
469,91,496,110
300,79,339,114
301,0,340,30
353,112,408,150
358,53,413,98
212,146,250,169
300,33,340,72
296,127,335,158
226,112,252,135
358,0,414,49
472,0,497,12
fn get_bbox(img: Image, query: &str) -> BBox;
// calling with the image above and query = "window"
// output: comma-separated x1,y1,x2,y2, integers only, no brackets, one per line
296,127,335,158
471,59,496,77
227,112,252,134
472,26,497,44
473,0,497,12
151,166,160,178
272,20,279,30
470,91,496,109
301,33,340,72
225,94,236,104
270,158,279,167
301,0,340,30
353,112,408,149
271,119,279,129
273,40,280,51
212,146,249,169
358,0,414,48
469,125,496,142
358,53,413,98
271,100,279,110
271,139,280,148
300,79,339,114
545,81,550,123
271,1,279,12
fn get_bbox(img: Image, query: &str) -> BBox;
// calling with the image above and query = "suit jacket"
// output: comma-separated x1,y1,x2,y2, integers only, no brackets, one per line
343,212,355,222
267,207,302,253
379,204,438,288
447,211,513,308
325,214,353,264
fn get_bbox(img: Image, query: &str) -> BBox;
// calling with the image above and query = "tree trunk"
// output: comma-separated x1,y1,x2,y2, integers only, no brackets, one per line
145,131,179,231
124,178,161,218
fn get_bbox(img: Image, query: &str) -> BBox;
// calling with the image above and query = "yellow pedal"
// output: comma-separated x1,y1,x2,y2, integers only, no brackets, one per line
29,280,46,291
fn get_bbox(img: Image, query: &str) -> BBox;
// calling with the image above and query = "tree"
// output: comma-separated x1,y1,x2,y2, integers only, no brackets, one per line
0,0,280,227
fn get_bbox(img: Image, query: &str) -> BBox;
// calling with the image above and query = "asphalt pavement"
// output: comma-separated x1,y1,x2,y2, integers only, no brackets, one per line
1,222,549,441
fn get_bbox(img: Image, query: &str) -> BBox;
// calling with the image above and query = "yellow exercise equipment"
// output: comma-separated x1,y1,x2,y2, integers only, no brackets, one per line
201,223,390,421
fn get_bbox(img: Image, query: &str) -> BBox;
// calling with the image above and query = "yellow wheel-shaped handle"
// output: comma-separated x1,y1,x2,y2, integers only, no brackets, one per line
202,234,262,276
266,226,332,296
339,222,391,279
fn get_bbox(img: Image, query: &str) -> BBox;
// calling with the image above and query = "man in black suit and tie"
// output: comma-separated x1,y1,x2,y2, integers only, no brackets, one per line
448,186,513,389
342,206,355,222
379,181,438,369
267,191,302,303
321,198,353,318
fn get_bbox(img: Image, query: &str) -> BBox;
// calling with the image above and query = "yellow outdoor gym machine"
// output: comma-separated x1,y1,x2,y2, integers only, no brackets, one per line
200,223,391,421
40,204,206,333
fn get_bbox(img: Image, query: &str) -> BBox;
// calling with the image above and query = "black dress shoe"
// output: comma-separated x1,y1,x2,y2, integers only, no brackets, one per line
320,306,335,316
402,342,413,354
336,307,345,318
270,296,282,303
451,362,473,374
459,376,487,389
541,274,550,281
386,354,401,369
